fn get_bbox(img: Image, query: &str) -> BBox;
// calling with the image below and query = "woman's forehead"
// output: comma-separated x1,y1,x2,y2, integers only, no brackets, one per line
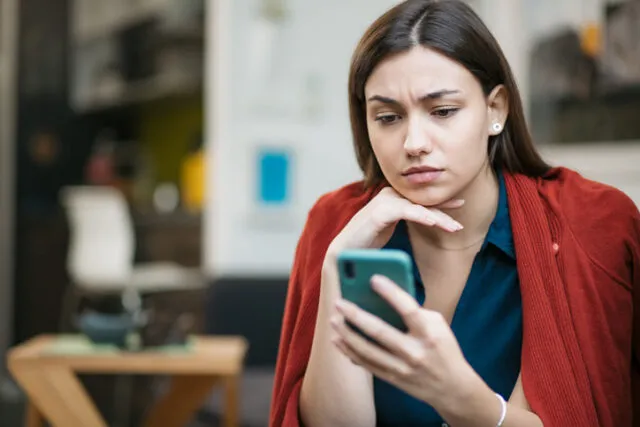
364,47,477,99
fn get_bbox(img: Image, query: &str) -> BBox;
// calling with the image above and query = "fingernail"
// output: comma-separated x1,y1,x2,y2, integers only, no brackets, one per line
450,221,463,231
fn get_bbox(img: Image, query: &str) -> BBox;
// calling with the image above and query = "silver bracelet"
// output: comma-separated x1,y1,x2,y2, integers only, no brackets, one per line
495,393,507,427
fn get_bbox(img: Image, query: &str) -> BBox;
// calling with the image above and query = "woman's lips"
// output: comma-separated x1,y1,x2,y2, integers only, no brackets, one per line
402,169,443,184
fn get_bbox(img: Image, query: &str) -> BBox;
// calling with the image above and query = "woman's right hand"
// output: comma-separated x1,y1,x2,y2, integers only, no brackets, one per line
326,187,465,259
302,186,464,427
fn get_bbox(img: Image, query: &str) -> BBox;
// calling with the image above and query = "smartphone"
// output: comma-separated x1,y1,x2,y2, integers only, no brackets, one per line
337,249,416,333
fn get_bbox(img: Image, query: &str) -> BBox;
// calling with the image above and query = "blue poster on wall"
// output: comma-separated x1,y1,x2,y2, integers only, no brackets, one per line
257,147,292,206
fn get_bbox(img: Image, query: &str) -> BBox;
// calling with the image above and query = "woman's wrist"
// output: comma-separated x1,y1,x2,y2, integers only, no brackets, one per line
432,366,503,427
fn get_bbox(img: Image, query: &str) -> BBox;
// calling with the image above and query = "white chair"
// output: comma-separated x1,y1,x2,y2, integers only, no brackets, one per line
59,185,203,330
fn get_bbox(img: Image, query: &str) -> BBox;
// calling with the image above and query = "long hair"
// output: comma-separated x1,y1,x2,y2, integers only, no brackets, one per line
348,0,550,187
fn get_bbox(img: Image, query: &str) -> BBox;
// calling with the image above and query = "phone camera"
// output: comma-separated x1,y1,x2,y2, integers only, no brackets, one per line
344,260,355,279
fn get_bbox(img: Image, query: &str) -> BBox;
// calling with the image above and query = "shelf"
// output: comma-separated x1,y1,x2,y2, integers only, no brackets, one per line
73,2,164,44
70,0,204,113
73,73,202,113
154,27,204,46
605,0,628,5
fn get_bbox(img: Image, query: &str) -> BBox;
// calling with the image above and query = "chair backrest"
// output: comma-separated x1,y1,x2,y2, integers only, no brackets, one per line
61,186,135,290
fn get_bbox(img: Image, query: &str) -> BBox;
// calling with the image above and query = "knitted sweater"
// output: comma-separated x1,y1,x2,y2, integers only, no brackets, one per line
270,168,640,427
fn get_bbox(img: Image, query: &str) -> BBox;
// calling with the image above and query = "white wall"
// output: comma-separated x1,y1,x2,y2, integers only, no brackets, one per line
478,0,530,110
205,0,398,278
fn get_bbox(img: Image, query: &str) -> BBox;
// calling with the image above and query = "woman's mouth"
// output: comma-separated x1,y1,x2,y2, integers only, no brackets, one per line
401,166,444,184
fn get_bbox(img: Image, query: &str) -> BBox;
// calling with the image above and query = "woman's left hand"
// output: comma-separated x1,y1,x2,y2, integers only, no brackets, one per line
331,274,482,411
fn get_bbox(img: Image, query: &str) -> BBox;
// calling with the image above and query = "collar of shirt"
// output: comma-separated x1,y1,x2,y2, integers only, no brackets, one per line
483,170,515,259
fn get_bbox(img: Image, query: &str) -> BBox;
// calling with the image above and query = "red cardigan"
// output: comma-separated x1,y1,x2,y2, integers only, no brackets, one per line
269,168,640,427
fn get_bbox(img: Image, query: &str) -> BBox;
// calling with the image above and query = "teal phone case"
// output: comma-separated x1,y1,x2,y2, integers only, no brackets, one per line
337,249,415,333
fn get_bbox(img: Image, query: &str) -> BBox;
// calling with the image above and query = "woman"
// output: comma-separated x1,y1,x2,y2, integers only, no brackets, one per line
270,1,640,426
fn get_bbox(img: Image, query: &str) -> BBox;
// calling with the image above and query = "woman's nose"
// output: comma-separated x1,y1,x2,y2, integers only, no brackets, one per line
403,117,433,156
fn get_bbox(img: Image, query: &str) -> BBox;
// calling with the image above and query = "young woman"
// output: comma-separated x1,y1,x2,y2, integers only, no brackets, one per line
270,1,639,426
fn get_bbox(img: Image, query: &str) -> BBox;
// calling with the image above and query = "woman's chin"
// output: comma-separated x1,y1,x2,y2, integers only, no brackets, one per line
397,185,456,208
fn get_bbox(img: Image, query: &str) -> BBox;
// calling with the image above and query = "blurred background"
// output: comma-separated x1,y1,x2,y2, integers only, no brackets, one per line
0,0,639,426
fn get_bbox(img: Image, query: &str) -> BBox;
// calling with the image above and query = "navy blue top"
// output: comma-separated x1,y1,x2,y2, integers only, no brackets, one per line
375,172,523,426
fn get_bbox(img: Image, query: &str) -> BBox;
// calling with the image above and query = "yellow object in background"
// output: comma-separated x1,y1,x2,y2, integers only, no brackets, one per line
137,95,204,211
181,149,205,212
581,23,601,58
139,96,203,183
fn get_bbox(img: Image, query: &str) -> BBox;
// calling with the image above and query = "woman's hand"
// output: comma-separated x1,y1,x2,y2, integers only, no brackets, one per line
326,187,464,258
330,274,481,411
301,189,468,427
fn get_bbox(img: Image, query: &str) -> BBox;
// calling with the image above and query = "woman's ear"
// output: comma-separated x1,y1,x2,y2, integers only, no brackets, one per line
487,84,509,136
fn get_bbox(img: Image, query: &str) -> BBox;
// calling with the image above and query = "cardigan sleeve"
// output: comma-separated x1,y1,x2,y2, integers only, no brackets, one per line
269,181,372,427
269,196,334,427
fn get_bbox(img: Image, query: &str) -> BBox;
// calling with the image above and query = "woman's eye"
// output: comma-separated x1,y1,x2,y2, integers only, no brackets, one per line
375,114,401,125
432,107,459,118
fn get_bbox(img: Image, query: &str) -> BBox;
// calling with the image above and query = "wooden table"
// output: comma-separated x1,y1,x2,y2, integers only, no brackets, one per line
7,334,248,427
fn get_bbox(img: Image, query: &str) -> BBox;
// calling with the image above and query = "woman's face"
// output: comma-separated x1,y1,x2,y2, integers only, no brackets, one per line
364,46,508,206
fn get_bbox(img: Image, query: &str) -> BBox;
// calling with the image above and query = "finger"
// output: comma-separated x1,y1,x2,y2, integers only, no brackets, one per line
383,189,464,228
428,206,465,229
331,316,411,376
333,336,364,366
370,275,427,333
371,193,463,233
395,202,463,232
336,298,422,362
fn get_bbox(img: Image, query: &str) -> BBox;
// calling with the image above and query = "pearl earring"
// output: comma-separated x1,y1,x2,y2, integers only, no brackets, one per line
492,123,502,133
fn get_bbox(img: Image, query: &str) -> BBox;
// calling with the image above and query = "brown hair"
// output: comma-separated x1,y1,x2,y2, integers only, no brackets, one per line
348,0,550,187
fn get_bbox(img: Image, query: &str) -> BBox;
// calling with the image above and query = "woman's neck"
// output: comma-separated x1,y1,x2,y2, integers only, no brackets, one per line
408,164,499,251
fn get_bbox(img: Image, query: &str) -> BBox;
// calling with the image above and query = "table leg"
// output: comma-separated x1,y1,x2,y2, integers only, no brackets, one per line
142,375,220,427
223,375,240,427
10,362,106,427
24,402,43,427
